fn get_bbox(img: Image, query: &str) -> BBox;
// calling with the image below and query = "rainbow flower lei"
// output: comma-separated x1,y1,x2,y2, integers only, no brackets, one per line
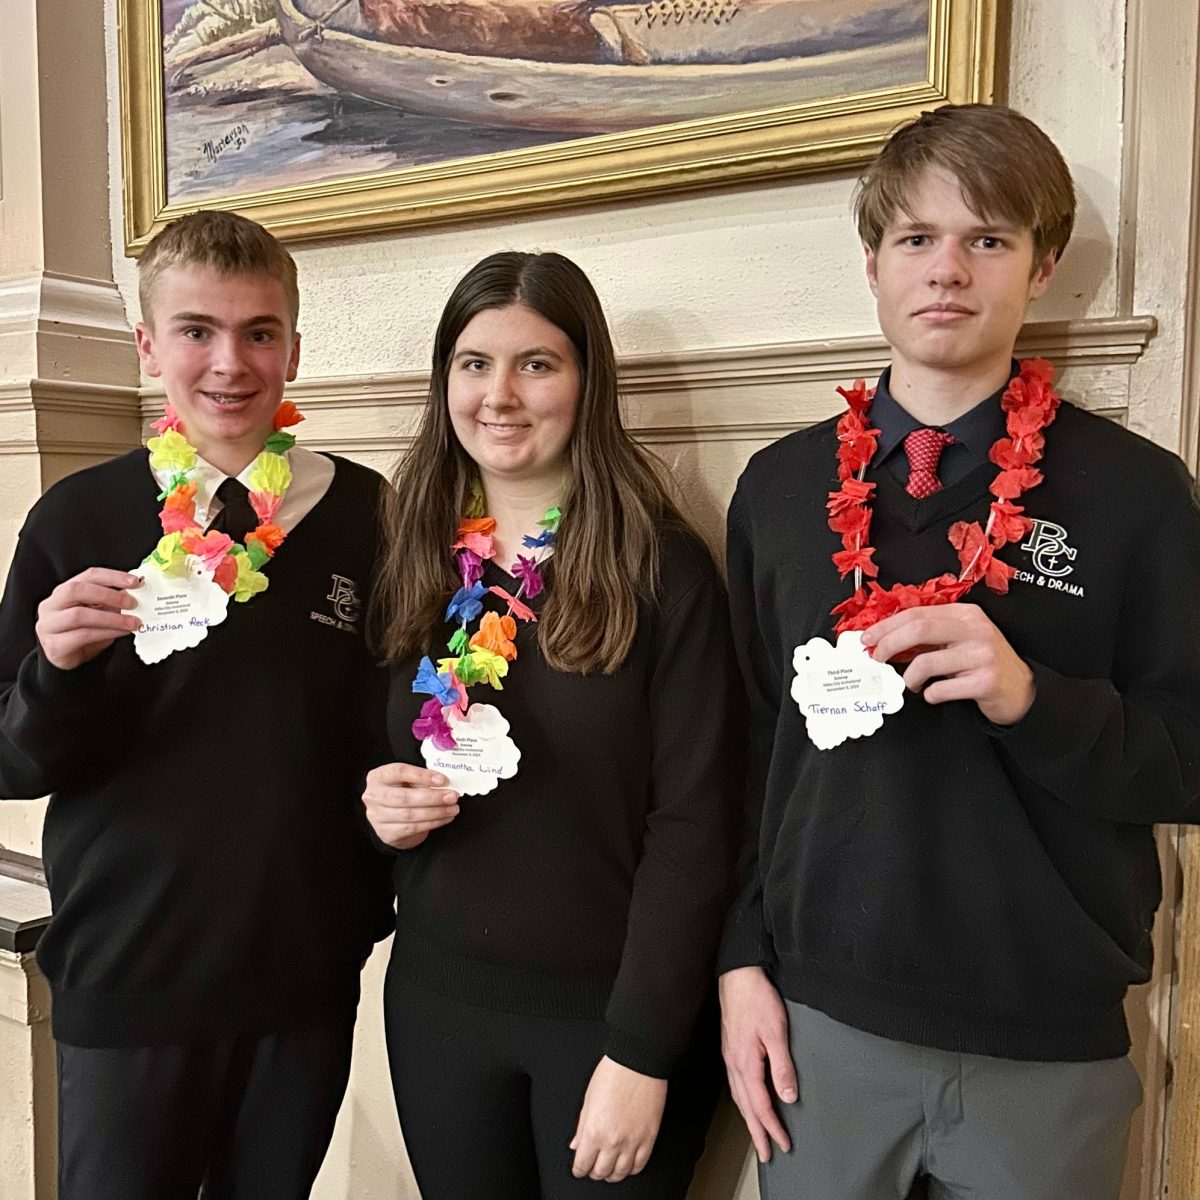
411,497,561,750
143,400,305,601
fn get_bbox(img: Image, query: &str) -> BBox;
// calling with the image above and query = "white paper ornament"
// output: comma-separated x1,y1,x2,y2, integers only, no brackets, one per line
790,630,905,750
421,702,521,796
130,559,231,665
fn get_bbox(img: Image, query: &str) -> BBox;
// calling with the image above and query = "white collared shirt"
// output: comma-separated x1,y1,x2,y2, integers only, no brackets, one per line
147,445,335,533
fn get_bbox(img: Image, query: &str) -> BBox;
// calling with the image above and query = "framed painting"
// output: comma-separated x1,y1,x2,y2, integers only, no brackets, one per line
118,0,1000,250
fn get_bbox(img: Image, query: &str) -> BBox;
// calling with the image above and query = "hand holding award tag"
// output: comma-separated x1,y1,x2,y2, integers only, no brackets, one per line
421,702,520,796
794,360,1062,748
791,631,905,750
130,560,230,665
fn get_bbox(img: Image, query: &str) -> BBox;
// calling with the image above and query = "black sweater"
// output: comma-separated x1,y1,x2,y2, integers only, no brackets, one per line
387,527,741,1078
0,450,393,1047
721,400,1200,1061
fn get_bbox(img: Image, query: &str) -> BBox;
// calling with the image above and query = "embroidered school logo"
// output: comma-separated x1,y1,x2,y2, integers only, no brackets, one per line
327,575,362,623
1021,520,1077,577
310,574,361,633
1014,519,1085,598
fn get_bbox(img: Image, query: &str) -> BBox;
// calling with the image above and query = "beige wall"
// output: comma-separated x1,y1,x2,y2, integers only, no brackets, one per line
0,0,1196,1194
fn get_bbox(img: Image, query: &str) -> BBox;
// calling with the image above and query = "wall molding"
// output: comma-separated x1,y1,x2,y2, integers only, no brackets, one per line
0,379,142,458
129,314,1157,451
0,271,132,343
0,315,1154,462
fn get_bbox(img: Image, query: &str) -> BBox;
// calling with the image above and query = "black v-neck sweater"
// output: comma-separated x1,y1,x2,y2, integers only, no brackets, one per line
386,527,741,1078
0,450,394,1047
720,400,1200,1061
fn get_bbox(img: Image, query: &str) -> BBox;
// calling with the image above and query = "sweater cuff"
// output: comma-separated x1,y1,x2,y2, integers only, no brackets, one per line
603,1026,675,1080
981,659,1116,765
28,646,105,705
716,907,774,976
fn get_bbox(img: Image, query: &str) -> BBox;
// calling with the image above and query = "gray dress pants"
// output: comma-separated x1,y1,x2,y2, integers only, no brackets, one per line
760,1001,1142,1200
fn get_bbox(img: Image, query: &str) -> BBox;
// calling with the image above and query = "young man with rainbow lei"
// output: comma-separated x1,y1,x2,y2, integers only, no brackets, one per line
718,104,1200,1200
0,211,392,1200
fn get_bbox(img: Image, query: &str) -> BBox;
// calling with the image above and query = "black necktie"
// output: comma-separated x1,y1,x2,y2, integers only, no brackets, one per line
212,478,258,543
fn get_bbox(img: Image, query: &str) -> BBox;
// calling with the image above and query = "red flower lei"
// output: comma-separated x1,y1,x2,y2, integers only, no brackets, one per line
828,358,1061,633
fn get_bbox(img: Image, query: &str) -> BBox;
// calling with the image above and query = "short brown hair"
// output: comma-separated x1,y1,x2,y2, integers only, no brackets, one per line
138,209,300,329
854,104,1076,264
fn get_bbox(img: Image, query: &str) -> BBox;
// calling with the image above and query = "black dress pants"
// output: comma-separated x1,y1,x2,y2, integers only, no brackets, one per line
56,1016,355,1200
386,972,725,1200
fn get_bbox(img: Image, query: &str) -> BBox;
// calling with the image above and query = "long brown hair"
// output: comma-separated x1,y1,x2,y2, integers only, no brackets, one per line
374,251,692,673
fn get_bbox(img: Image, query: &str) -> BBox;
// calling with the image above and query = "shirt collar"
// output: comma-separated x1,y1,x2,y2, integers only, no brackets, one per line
148,449,279,527
871,363,1016,464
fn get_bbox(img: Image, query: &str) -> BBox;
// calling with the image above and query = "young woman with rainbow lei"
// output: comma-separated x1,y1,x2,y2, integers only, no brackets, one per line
363,251,739,1199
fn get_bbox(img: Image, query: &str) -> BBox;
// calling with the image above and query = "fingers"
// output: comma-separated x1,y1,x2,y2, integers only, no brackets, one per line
570,1136,651,1182
367,762,453,789
41,627,130,661
569,1126,595,1179
362,764,460,846
743,1067,792,1156
65,568,143,593
865,618,940,667
370,802,459,825
41,572,142,616
37,611,140,672
49,581,141,613
589,1147,619,1182
369,813,458,847
38,604,142,637
569,1059,663,1182
902,647,983,692
363,783,460,815
727,1075,773,1163
631,1143,653,1176
36,572,145,672
363,764,460,812
724,1044,791,1161
764,1028,799,1105
922,673,995,707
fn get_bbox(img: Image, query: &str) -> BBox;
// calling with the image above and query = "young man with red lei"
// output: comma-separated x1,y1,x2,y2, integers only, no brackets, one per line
718,104,1200,1200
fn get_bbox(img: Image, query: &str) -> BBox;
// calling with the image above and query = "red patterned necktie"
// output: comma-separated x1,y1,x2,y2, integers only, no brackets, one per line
904,428,956,499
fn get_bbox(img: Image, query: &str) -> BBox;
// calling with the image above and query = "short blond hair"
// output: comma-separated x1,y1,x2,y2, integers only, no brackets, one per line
138,210,300,329
855,104,1076,265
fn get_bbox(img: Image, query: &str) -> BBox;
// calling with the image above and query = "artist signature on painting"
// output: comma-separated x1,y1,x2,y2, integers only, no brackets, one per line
200,123,251,166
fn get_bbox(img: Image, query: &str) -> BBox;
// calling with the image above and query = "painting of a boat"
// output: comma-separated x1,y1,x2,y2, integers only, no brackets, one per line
273,0,926,132
352,0,922,66
122,0,997,244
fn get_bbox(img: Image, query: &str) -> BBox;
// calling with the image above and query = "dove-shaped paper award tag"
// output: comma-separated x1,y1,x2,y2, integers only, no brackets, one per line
421,702,520,796
129,560,230,665
790,631,905,750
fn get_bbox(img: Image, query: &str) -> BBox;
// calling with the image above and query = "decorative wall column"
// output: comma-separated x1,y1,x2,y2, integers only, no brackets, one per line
0,3,138,1190
0,0,141,534
1120,0,1200,1194
0,0,140,853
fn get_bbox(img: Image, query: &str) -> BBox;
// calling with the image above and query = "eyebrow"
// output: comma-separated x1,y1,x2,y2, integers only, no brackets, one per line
169,312,285,329
453,346,565,361
892,218,1021,235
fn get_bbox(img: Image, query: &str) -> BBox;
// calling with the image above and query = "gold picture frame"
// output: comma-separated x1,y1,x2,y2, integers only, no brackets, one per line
119,0,999,252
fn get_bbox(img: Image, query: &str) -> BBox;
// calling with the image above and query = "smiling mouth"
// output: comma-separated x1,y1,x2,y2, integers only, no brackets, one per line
205,392,253,406
479,421,529,431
